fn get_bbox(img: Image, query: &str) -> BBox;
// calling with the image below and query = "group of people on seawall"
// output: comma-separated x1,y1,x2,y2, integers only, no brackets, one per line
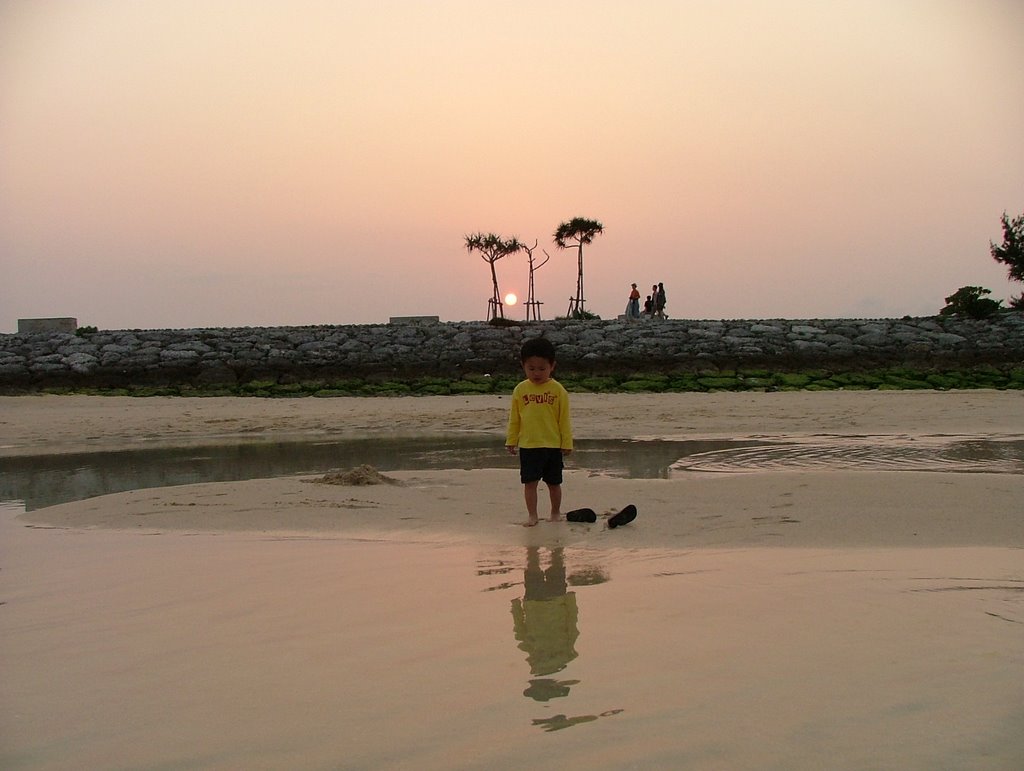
626,282,667,320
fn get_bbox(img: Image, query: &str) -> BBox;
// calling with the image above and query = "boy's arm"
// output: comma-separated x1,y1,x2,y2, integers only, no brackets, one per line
506,394,521,452
558,388,573,451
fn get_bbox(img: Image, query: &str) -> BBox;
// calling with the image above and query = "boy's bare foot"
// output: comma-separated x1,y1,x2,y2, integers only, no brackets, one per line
524,518,539,527
548,513,561,522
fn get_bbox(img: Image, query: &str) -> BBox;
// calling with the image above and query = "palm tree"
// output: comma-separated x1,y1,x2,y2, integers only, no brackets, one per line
465,232,523,320
554,217,603,317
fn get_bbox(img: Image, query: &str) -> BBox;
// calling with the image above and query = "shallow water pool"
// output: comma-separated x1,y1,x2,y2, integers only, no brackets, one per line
1,434,1022,512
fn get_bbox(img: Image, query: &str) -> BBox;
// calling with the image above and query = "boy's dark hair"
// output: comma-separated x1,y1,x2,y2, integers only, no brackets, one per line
520,336,556,364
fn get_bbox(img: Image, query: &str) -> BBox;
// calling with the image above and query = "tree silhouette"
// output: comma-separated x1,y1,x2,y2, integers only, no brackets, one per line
991,211,1024,307
554,217,603,317
465,232,523,320
521,240,550,321
939,286,1003,319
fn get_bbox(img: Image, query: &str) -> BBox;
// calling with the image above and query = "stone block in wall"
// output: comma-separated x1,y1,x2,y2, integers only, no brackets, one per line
389,316,440,325
18,318,78,334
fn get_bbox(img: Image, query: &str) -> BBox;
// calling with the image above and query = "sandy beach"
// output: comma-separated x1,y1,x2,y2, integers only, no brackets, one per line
3,390,1022,457
2,391,1023,546
2,391,1023,769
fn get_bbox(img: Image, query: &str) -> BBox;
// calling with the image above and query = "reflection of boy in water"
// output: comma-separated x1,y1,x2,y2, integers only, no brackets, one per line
510,547,579,693
511,548,623,728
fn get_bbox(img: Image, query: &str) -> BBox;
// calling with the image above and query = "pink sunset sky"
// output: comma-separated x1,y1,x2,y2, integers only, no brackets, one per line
1,0,1022,331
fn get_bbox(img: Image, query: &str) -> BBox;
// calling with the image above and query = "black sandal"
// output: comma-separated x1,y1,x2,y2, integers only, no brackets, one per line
608,504,637,529
565,508,597,523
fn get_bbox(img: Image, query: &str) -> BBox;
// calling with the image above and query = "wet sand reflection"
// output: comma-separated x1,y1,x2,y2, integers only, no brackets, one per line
509,547,622,731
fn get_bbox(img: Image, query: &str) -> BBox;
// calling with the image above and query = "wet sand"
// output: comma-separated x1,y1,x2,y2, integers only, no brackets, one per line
2,390,1021,457
1,391,1023,769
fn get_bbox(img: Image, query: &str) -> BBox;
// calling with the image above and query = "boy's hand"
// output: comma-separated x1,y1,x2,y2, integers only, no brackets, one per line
506,444,518,455
562,448,573,455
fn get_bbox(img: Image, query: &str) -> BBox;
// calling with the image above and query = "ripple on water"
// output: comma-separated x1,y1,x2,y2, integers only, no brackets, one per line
672,436,1024,474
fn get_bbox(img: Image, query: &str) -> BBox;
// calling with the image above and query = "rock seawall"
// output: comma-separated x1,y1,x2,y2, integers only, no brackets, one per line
1,315,1022,392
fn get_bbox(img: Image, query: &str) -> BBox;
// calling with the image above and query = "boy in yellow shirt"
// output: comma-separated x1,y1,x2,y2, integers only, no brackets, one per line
506,337,573,527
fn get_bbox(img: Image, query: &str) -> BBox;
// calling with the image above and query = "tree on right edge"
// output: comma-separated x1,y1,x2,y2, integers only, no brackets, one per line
991,211,1024,308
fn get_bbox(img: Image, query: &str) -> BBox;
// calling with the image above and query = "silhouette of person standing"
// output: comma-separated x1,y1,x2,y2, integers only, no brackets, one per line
655,282,667,318
627,283,641,319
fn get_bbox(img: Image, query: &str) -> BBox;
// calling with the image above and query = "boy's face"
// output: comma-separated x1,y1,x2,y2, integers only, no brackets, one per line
522,355,555,385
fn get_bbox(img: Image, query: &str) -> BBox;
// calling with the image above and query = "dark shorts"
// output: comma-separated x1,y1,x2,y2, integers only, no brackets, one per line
519,447,564,485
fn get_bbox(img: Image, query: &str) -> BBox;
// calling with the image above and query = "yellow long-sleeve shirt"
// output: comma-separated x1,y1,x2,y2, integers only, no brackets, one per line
506,378,573,450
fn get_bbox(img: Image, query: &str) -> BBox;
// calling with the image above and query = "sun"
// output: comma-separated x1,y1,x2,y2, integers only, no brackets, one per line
504,293,518,306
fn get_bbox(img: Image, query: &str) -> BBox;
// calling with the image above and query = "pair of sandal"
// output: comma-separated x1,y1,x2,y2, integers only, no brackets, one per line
565,504,637,528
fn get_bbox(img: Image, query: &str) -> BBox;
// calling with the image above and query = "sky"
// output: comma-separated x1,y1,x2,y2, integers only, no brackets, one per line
1,0,1022,331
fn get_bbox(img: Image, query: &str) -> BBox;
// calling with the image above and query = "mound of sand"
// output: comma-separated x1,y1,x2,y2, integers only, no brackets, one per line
308,464,401,486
